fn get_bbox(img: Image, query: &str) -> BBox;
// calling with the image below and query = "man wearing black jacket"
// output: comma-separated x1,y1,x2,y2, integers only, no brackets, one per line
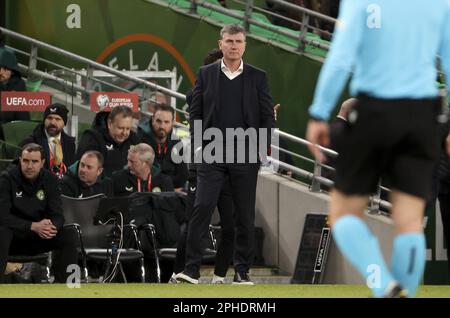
176,24,274,284
112,143,174,196
21,103,75,178
60,150,113,198
76,106,140,177
0,143,78,283
0,47,30,128
139,104,187,191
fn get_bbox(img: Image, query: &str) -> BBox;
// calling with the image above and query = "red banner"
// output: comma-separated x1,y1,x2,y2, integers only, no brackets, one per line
90,92,139,112
1,92,51,111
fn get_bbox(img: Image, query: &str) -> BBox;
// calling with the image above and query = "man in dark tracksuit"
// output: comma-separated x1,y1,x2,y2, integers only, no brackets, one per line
111,143,174,282
112,143,174,196
0,143,78,283
176,24,274,284
60,150,114,198
76,106,140,177
139,104,187,191
21,104,76,178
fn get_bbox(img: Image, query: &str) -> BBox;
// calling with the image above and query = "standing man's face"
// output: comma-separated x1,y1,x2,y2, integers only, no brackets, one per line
20,150,45,180
219,32,246,63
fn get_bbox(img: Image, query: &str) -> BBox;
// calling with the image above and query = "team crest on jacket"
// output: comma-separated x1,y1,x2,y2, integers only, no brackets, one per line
152,187,161,193
36,190,45,201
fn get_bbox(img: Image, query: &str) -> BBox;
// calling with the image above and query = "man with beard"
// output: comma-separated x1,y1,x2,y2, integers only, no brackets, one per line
21,103,75,178
60,150,113,198
139,104,187,192
76,106,140,177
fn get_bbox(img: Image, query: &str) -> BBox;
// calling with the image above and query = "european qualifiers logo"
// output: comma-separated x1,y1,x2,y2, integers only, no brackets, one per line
95,33,197,118
90,92,139,112
96,94,110,110
0,92,51,112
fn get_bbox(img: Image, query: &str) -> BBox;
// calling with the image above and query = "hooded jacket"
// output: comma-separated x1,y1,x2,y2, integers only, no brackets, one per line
0,48,29,124
138,119,187,189
0,164,64,231
59,161,114,198
76,112,140,177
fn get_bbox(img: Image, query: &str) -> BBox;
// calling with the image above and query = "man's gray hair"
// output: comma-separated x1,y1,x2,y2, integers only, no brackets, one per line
129,143,155,166
220,24,246,39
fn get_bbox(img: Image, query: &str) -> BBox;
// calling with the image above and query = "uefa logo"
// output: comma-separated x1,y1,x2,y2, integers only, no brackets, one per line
96,94,110,110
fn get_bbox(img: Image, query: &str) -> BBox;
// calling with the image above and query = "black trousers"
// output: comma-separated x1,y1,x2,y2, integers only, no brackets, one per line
429,159,450,273
0,225,78,283
174,176,235,277
185,163,259,276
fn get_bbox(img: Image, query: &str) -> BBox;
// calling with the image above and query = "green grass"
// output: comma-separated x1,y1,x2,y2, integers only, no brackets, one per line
0,284,449,298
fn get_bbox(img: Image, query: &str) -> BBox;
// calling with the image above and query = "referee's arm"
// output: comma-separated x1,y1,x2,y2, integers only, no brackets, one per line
308,0,365,121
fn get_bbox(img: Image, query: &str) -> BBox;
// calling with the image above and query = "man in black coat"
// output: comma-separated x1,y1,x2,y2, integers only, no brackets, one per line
139,104,187,191
0,143,78,283
60,150,113,198
112,143,174,196
176,24,274,284
0,47,30,126
76,106,140,177
21,103,76,178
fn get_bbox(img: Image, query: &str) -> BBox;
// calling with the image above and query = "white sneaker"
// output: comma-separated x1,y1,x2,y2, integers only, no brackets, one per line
211,275,225,284
168,273,179,284
175,271,199,284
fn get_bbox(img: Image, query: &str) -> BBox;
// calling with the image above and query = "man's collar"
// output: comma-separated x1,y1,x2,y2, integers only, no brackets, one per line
45,129,61,142
221,59,244,73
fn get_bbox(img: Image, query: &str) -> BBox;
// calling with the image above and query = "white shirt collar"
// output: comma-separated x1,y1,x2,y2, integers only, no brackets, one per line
220,59,244,80
45,130,61,143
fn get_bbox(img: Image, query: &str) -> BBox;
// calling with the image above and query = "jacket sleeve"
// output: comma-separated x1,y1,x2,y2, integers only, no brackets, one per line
75,130,102,161
103,177,114,197
0,176,32,231
257,71,275,153
45,176,65,230
188,70,204,153
59,176,76,197
161,174,175,192
172,162,188,189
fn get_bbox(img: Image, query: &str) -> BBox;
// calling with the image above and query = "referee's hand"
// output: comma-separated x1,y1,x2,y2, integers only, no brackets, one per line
306,119,330,163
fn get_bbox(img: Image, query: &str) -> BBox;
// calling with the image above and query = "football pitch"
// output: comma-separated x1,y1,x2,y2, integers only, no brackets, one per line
0,284,449,298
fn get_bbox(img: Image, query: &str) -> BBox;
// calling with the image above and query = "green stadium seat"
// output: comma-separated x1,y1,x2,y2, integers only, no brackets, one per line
29,112,44,122
26,79,42,92
1,121,39,159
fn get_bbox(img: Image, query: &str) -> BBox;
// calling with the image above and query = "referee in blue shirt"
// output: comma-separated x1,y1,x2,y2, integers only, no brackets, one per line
306,0,450,297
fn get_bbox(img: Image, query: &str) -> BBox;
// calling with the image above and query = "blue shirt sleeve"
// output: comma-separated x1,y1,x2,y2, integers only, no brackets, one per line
308,0,365,121
440,2,450,83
